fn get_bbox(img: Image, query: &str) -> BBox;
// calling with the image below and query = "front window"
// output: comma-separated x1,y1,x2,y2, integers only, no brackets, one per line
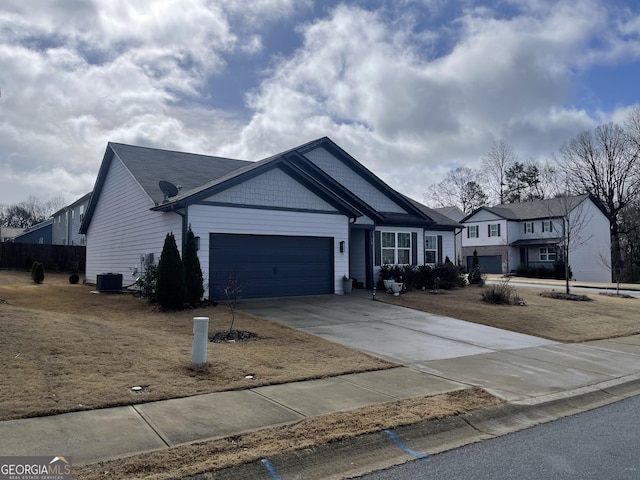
425,235,437,264
540,247,557,262
525,222,533,234
542,220,552,233
489,224,500,237
468,225,479,238
381,232,412,265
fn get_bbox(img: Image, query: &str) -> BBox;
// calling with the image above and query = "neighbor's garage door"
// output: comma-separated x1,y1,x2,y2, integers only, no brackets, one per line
467,255,502,274
209,234,334,299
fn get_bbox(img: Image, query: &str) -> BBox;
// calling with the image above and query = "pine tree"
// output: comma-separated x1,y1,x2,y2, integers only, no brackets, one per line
156,232,186,309
468,249,482,285
184,226,204,304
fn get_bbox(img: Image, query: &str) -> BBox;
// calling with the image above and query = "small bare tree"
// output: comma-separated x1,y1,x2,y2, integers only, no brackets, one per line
222,272,244,333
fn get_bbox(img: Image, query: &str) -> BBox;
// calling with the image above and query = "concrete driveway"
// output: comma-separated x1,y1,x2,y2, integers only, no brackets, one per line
238,291,640,402
237,291,557,364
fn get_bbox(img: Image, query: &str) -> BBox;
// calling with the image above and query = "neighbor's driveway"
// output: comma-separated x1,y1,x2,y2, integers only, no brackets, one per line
237,291,557,364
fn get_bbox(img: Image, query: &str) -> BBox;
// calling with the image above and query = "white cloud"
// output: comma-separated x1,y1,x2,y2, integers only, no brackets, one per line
230,1,638,202
1,0,638,208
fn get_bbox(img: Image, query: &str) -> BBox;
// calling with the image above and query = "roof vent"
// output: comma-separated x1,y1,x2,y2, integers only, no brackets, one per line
159,180,179,203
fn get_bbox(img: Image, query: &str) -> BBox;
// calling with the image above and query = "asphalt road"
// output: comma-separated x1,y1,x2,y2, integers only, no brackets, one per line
356,395,640,480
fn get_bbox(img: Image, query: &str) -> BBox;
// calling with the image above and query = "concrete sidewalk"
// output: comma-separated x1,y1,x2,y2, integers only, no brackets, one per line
2,336,640,466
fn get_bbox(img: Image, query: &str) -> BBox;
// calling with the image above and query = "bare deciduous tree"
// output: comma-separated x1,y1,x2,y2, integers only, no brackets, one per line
558,118,640,280
481,140,518,204
424,167,487,214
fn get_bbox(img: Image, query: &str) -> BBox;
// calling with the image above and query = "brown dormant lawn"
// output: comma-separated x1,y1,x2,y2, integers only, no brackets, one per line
0,270,503,478
0,270,397,421
381,283,639,343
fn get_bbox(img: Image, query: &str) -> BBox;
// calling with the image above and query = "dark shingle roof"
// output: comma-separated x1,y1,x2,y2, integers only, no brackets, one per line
490,195,591,220
401,195,462,228
463,194,597,222
109,143,251,205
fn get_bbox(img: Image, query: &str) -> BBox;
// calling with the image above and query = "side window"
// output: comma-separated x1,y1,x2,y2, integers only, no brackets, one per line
425,235,437,264
381,232,396,265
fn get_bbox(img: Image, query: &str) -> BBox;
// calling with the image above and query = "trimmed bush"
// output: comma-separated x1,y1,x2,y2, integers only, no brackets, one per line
183,226,204,304
31,262,45,284
481,279,521,305
378,263,465,291
156,232,186,310
516,261,572,280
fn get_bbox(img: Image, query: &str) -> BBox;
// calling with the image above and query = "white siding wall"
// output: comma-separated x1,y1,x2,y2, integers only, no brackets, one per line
305,147,407,214
461,215,508,248
85,157,182,284
188,205,349,296
569,201,611,282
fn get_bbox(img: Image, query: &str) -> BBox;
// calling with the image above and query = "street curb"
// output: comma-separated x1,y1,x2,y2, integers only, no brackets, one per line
190,376,640,479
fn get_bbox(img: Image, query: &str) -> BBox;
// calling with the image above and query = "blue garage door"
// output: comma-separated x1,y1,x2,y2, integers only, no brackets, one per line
209,234,334,299
467,255,502,274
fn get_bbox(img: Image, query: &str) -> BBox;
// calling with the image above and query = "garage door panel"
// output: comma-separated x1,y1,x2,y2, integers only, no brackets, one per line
210,234,334,299
467,255,502,274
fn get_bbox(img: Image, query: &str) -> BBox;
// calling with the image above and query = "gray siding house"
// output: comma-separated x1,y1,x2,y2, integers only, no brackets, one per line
460,195,611,282
52,192,91,246
80,137,461,299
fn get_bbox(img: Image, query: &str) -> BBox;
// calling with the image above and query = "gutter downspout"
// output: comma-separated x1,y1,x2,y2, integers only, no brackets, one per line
169,207,188,256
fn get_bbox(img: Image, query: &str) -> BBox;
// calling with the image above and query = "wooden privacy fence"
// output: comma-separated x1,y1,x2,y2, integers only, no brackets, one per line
0,243,86,272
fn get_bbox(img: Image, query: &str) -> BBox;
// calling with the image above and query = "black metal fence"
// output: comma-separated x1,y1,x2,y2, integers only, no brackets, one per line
0,243,85,272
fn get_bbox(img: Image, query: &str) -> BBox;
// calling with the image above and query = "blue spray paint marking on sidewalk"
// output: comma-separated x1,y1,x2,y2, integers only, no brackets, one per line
383,429,431,461
261,458,281,480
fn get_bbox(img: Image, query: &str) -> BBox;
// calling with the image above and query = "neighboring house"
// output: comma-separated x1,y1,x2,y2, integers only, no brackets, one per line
433,206,465,264
13,219,54,244
52,192,92,246
0,227,25,242
80,137,461,299
460,194,611,282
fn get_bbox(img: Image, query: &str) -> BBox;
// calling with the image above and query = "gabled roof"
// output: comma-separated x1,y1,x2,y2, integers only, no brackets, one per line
81,137,461,233
461,194,606,223
433,206,465,223
52,192,92,218
111,143,251,205
400,196,462,229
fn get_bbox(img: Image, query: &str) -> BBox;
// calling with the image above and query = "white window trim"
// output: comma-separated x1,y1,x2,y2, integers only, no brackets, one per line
468,225,479,238
525,222,533,234
425,235,437,265
489,224,500,237
542,220,552,233
381,232,412,265
540,247,557,262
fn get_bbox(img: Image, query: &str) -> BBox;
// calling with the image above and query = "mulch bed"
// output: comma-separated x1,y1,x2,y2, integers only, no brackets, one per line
539,291,592,301
209,330,258,343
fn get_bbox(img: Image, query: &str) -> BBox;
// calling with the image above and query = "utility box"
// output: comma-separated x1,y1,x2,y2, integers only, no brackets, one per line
96,273,123,292
192,317,209,366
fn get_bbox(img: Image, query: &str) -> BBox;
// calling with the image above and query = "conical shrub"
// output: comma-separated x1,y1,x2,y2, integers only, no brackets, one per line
184,226,204,304
156,232,186,309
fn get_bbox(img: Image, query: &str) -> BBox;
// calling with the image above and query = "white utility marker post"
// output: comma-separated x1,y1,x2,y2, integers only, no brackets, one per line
192,317,209,366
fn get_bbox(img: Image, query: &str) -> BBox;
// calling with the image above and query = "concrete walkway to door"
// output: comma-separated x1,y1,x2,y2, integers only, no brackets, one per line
237,290,557,365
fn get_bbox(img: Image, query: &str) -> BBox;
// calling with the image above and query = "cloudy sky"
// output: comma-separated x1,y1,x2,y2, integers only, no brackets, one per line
1,0,639,208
